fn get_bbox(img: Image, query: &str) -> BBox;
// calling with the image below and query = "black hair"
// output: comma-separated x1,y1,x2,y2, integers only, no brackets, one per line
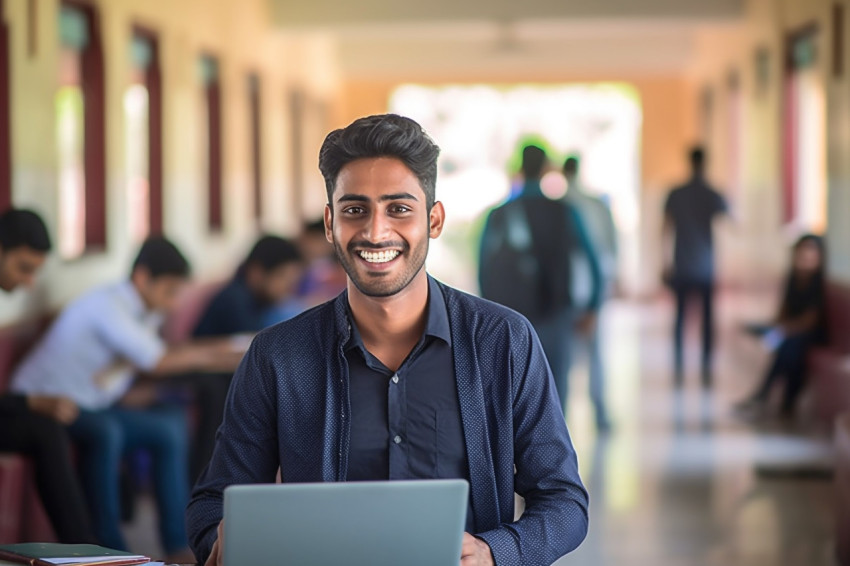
689,147,706,172
318,114,440,210
239,235,302,276
132,236,191,279
563,155,580,176
780,233,827,326
0,208,52,253
521,145,546,179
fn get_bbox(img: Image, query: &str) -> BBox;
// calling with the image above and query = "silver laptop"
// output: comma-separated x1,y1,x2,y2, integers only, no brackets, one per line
223,479,469,566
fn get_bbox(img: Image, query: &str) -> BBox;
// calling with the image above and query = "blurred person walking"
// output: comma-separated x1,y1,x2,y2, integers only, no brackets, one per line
0,208,95,544
479,145,602,417
735,235,827,419
563,156,616,431
662,147,729,388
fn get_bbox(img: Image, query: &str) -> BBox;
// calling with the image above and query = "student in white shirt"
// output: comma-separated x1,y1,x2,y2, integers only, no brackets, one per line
12,237,242,562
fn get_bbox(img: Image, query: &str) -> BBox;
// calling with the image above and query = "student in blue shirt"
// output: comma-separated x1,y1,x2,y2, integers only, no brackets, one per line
188,114,589,566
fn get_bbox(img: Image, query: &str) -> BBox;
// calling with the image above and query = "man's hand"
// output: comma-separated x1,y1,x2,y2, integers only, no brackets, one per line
27,395,79,424
205,521,224,566
460,533,494,566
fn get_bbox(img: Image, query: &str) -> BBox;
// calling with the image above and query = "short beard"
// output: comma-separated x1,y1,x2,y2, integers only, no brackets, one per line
333,237,428,298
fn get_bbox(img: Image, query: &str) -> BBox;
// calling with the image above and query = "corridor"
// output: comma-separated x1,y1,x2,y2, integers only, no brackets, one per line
559,292,835,565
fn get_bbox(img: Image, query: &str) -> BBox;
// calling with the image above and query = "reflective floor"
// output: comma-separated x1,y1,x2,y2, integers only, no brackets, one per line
558,294,836,566
125,292,838,565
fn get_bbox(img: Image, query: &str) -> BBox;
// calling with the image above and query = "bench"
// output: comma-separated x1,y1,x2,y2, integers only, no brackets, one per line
808,282,850,427
0,318,57,543
837,413,850,565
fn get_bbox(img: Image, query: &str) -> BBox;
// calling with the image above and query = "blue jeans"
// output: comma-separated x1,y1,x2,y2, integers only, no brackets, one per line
68,406,189,553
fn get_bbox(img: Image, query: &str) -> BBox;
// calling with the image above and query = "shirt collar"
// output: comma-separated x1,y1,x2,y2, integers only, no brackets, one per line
344,275,452,353
519,179,544,199
118,280,149,318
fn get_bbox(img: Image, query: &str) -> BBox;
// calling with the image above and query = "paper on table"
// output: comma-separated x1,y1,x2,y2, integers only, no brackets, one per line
41,559,148,565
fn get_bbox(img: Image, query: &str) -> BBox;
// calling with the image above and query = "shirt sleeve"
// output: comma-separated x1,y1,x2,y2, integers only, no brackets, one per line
569,204,604,311
475,319,589,565
186,333,280,564
95,309,166,372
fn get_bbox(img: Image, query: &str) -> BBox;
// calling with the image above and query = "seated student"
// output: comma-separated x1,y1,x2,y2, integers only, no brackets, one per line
294,218,348,308
736,234,828,419
189,236,302,479
11,237,243,562
193,235,304,337
0,208,95,544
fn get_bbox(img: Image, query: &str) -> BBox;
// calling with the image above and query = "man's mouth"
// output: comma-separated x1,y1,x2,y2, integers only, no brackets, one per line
358,250,401,264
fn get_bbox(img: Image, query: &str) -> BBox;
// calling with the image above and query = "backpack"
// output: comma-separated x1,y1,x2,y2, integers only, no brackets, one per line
479,199,568,320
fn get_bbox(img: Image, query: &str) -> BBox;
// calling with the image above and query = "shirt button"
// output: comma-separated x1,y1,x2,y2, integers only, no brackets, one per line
393,435,402,444
392,375,399,384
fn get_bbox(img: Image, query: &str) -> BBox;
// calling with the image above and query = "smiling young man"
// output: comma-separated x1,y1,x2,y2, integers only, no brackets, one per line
187,114,589,566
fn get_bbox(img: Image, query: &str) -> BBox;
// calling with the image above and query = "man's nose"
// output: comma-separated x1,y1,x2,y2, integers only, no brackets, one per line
362,211,390,242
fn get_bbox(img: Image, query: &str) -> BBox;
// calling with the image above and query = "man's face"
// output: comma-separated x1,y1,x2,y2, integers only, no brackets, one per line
134,270,188,313
324,157,444,298
0,246,47,292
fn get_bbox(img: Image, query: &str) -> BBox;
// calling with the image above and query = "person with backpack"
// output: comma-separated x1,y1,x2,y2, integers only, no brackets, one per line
479,145,603,417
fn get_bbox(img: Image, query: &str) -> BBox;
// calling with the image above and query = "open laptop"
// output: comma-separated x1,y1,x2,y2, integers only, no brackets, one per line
223,479,469,566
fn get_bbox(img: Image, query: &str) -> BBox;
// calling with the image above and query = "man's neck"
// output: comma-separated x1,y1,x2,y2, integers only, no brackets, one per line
347,270,430,370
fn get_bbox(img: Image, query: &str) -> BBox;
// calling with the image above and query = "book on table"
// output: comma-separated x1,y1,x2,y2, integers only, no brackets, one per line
0,543,150,566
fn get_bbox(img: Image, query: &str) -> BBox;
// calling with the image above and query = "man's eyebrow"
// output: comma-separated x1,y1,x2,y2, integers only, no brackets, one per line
379,192,419,202
336,194,370,203
336,193,420,203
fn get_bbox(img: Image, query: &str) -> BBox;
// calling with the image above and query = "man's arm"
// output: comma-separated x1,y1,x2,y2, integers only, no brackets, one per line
151,339,246,376
186,334,280,563
661,212,675,284
475,321,589,565
569,204,603,313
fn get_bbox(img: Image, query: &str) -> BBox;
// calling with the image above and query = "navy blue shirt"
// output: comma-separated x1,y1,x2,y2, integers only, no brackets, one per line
664,179,728,284
345,279,472,529
193,278,268,337
188,276,589,566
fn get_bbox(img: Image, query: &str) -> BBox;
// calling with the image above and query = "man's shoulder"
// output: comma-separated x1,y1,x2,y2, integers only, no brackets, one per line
439,282,534,336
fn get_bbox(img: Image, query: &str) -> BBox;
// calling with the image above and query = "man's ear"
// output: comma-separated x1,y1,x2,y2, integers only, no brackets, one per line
429,202,446,239
130,266,151,289
324,204,334,244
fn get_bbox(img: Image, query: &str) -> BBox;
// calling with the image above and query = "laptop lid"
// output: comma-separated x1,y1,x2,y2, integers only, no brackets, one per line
223,479,469,566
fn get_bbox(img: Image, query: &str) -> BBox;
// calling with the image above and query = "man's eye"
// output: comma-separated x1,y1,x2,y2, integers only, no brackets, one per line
343,206,365,215
390,205,411,214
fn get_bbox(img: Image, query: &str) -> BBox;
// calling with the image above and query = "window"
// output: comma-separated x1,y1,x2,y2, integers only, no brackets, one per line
57,1,105,258
0,0,10,210
201,55,222,232
125,28,162,242
783,26,827,231
248,73,262,224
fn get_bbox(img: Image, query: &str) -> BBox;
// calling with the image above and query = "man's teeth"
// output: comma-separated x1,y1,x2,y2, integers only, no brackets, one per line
359,250,400,263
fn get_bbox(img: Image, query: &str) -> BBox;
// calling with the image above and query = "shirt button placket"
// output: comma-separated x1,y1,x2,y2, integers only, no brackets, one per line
388,372,405,477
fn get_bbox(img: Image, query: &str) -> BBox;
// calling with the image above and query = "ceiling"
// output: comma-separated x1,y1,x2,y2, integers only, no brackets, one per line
268,0,748,79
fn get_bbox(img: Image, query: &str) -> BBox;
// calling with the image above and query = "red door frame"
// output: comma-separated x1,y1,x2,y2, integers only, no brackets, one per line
132,26,162,235
781,23,819,225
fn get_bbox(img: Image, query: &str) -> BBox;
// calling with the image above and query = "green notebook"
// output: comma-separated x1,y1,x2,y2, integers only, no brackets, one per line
0,543,148,566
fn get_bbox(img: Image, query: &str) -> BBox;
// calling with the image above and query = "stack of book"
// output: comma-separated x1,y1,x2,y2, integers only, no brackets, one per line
0,543,166,566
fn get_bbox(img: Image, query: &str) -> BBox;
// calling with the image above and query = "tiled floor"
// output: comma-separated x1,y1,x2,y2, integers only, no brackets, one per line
126,292,838,565
558,294,836,566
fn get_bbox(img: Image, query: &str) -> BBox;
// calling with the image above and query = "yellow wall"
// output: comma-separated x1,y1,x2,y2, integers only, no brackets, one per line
0,0,340,323
688,0,850,284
